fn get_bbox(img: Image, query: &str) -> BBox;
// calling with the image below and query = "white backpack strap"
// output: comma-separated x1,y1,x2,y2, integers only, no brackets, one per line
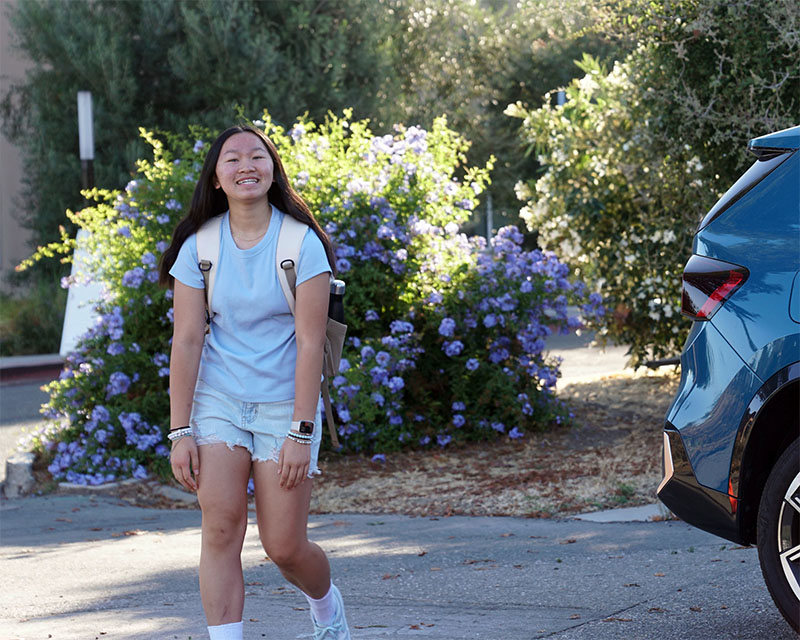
277,213,344,448
196,214,223,324
276,213,308,316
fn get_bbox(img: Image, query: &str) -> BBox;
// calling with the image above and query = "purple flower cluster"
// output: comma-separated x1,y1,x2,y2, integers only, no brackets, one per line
318,124,603,452
328,222,603,450
43,402,154,486
106,371,132,398
119,412,162,451
443,340,464,357
28,128,213,485
331,322,425,451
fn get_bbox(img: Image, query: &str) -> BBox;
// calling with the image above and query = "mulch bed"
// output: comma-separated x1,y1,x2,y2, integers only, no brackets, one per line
309,369,679,517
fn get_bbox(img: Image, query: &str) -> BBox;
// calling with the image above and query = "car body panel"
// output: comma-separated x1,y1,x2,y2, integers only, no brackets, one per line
698,152,793,231
658,425,740,542
693,151,800,382
666,320,763,492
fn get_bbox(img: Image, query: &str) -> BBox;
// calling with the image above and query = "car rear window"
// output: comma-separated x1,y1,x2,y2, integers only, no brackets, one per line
697,151,794,231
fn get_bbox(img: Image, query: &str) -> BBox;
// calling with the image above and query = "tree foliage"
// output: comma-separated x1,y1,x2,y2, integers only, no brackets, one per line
1,0,396,253
384,0,616,230
607,0,800,178
509,0,800,365
2,0,613,259
2,0,613,355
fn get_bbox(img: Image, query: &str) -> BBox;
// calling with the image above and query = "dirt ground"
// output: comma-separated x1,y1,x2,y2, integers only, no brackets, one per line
75,369,680,518
308,369,680,518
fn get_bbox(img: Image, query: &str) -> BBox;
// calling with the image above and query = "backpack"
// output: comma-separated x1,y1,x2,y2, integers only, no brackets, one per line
195,213,347,450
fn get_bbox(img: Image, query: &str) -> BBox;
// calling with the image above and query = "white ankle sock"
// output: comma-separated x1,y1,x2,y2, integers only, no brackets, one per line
207,620,243,640
305,582,337,625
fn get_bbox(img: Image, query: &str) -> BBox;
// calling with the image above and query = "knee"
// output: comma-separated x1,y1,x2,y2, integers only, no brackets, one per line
200,501,247,551
262,537,307,570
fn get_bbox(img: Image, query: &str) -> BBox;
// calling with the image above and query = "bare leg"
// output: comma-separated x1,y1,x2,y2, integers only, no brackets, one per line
252,461,331,598
197,444,252,625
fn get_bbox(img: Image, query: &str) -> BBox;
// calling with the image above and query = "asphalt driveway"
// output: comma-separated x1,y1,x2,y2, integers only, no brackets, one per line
0,492,793,639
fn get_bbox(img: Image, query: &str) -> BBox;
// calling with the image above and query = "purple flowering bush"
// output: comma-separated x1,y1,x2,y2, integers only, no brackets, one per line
325,224,603,453
20,112,602,483
20,129,200,485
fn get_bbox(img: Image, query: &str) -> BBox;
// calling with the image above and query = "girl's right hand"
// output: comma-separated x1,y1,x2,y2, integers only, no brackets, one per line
171,437,200,492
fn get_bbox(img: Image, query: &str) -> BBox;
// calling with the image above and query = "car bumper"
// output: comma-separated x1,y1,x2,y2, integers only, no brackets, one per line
657,424,743,544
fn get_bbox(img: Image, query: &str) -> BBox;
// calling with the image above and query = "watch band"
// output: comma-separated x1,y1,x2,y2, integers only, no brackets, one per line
291,419,315,435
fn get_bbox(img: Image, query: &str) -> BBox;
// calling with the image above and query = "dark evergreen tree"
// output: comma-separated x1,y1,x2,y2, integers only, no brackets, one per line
1,0,396,255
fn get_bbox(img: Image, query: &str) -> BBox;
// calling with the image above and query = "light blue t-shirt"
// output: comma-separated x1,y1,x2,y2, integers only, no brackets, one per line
169,208,332,402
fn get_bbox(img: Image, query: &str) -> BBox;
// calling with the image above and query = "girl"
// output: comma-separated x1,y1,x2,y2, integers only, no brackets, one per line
159,125,350,640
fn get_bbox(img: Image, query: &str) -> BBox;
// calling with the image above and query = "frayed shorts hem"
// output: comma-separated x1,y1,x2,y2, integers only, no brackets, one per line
195,437,322,478
190,379,323,478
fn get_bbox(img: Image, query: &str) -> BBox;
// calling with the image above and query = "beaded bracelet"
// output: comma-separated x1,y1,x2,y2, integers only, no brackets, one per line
167,426,193,443
286,432,312,445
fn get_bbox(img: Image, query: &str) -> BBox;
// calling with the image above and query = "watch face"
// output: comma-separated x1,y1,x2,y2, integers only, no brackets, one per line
298,420,314,435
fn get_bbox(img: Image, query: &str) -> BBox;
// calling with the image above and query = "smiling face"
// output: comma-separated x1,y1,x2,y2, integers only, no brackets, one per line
214,132,274,205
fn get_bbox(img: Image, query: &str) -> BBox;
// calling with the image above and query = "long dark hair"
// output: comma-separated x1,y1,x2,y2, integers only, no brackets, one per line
159,125,336,286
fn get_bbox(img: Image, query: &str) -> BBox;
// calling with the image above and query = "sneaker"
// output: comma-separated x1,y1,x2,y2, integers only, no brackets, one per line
311,583,351,640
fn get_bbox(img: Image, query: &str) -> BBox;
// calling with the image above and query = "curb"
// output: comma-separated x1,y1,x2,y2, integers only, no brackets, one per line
4,467,199,506
4,454,670,521
572,502,674,523
55,478,198,505
0,353,63,383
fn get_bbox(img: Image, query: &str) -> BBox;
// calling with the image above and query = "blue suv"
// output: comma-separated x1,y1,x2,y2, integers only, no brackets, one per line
657,125,800,632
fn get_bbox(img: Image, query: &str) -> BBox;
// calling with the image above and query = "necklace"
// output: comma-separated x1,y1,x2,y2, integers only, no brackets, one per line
231,227,268,242
230,216,270,244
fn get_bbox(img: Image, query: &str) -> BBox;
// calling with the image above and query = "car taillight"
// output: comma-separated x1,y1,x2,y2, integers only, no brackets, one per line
681,255,749,321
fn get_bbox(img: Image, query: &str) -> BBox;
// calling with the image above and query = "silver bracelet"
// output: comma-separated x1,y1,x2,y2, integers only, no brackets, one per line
167,426,193,442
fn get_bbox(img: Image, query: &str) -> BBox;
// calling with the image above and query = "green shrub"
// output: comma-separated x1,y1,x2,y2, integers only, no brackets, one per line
508,0,800,365
0,281,66,356
507,55,699,365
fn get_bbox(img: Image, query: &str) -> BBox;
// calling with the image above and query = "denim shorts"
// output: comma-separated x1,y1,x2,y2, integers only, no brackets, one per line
189,378,322,476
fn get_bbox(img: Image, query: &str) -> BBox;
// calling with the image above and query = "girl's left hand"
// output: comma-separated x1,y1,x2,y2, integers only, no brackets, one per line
278,438,311,490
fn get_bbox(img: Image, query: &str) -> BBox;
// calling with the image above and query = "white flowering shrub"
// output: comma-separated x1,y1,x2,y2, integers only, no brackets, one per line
20,112,602,484
507,55,711,365
508,0,799,366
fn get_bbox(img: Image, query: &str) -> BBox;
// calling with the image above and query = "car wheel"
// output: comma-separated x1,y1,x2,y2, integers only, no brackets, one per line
757,437,800,632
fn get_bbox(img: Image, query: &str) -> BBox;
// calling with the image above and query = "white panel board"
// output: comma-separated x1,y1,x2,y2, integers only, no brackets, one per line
59,228,103,357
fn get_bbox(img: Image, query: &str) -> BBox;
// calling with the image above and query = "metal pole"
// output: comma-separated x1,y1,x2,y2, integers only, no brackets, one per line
77,91,94,190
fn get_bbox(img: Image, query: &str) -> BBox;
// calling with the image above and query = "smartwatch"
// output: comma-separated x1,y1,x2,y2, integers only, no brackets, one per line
291,419,315,435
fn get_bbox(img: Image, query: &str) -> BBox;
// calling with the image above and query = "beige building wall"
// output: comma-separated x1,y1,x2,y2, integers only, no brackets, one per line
1,0,32,290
